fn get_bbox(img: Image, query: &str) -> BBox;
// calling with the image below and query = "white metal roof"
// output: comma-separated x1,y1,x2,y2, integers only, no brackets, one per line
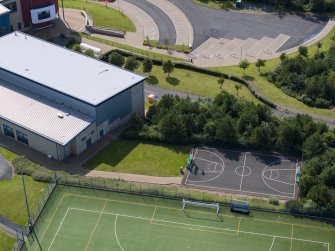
0,80,94,145
0,32,146,106
0,4,10,15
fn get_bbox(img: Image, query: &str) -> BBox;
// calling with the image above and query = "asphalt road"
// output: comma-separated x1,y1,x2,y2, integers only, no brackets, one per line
144,84,335,129
130,0,327,50
124,0,176,45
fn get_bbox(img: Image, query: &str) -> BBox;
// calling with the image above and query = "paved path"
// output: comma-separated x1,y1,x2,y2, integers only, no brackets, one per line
146,0,193,46
95,0,159,41
0,215,23,237
86,170,182,185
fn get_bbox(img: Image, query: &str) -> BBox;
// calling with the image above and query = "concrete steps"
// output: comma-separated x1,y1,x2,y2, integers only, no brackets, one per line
263,34,290,55
246,36,273,58
190,37,219,58
216,38,244,59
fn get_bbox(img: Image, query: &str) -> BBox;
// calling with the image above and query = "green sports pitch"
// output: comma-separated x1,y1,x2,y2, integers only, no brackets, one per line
22,185,335,251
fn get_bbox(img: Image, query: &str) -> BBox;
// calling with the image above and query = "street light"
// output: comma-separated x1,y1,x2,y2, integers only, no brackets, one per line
21,170,33,232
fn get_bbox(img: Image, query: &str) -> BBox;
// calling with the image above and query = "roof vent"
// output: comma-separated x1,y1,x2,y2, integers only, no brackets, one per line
57,113,64,119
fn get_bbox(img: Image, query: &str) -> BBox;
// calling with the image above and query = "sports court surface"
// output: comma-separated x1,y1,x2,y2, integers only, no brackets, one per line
22,185,335,251
183,147,299,199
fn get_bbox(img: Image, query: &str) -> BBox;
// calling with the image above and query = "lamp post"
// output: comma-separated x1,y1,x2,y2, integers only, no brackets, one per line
21,171,32,231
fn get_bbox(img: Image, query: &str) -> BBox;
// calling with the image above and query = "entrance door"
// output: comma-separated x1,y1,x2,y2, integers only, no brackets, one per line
99,129,104,138
86,138,92,148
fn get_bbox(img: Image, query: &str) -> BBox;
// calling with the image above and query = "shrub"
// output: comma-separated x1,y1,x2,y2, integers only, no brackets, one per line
269,196,279,205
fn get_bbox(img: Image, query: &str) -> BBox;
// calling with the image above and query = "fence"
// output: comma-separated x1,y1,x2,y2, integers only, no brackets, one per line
12,175,57,251
13,174,335,250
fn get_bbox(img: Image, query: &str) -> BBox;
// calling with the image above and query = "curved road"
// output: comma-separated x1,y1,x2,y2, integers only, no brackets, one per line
130,0,327,50
144,84,335,129
124,0,176,45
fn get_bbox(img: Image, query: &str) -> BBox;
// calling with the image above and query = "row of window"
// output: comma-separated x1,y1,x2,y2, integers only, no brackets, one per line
3,124,28,145
4,2,17,12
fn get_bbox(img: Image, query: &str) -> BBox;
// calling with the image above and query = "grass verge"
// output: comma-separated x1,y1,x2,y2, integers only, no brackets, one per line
0,146,18,161
137,65,262,104
84,139,191,176
0,231,15,251
60,0,135,31
143,40,191,53
0,175,47,226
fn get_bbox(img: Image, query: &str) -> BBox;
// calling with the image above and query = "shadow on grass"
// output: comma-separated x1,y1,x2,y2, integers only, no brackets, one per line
146,75,159,85
83,139,190,170
166,76,180,86
242,75,255,81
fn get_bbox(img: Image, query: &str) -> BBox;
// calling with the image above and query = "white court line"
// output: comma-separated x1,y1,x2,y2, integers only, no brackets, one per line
214,162,217,173
270,170,272,180
47,208,70,251
194,156,219,164
268,236,276,251
69,207,329,247
265,177,296,187
194,148,199,158
184,181,295,198
114,215,125,251
239,152,248,191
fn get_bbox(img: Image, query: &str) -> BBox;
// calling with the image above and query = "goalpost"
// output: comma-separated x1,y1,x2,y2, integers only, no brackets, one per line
182,199,220,214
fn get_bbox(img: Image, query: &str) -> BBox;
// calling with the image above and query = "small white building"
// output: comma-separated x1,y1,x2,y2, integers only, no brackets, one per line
0,32,146,160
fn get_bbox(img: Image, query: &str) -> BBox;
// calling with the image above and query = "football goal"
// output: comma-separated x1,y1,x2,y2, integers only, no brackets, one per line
182,199,220,214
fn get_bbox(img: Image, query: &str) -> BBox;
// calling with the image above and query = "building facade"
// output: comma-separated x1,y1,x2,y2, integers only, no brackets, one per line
0,32,145,160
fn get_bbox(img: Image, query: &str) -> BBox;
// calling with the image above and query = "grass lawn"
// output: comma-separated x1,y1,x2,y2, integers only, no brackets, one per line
84,139,191,176
0,231,15,251
0,146,18,161
137,66,262,104
211,26,335,119
60,0,136,31
0,175,47,226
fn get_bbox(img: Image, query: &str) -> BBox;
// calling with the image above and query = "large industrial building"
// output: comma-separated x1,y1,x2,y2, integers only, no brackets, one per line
0,32,145,160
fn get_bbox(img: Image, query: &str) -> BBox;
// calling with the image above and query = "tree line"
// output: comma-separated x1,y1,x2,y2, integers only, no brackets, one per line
125,91,335,211
267,45,335,108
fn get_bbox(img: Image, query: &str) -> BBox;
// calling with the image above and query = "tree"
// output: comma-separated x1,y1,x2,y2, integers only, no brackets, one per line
234,83,242,96
303,132,326,159
255,59,266,73
298,46,308,57
239,59,250,75
73,44,81,52
162,60,174,76
124,56,139,71
280,53,287,62
142,59,153,75
217,75,225,89
306,185,333,207
84,49,94,57
108,52,125,67
317,41,323,50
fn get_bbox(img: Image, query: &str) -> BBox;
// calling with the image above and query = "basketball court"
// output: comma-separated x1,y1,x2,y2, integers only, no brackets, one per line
183,147,299,199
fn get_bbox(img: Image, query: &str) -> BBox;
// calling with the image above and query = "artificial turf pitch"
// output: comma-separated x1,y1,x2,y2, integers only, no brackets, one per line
23,185,335,251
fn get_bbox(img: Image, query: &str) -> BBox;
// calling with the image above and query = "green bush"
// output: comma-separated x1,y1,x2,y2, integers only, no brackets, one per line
269,196,279,205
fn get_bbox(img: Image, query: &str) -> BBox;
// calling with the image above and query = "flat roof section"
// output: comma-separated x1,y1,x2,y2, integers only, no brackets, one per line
0,32,146,106
0,4,10,16
0,80,94,145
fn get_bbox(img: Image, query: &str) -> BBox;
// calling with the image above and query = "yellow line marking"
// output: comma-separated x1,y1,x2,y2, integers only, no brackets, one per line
84,200,108,251
151,221,238,236
35,195,65,251
63,193,335,232
151,207,157,223
290,225,294,251
237,218,242,235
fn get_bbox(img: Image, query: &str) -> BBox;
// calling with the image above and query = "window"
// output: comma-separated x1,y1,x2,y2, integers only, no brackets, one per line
81,136,86,142
3,125,14,138
18,22,21,30
16,131,28,145
4,2,17,12
38,10,51,20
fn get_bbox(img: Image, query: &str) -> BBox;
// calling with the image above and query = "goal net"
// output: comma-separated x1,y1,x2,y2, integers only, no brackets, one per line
182,199,220,214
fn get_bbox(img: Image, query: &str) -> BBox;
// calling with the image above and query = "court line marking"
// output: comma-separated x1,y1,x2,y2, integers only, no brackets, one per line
268,236,276,251
35,194,66,251
114,215,125,251
84,200,108,251
237,217,242,235
184,181,295,198
68,207,329,246
290,225,294,251
62,193,335,232
47,208,70,251
264,177,296,187
151,207,157,223
239,152,248,191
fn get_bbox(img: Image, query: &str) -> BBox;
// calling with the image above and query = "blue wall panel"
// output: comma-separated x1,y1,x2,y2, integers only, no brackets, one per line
0,13,10,36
